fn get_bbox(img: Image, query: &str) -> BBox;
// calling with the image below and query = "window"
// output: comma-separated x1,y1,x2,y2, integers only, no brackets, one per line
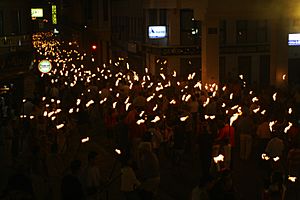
148,9,157,25
259,55,270,87
11,10,20,34
17,10,21,33
159,9,167,25
219,20,227,44
236,20,248,43
103,0,108,21
256,20,268,43
85,0,93,20
180,58,201,79
238,56,252,84
219,57,226,84
0,11,3,35
180,9,200,45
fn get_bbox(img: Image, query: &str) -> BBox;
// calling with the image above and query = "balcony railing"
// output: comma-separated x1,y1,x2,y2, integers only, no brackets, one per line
0,34,32,48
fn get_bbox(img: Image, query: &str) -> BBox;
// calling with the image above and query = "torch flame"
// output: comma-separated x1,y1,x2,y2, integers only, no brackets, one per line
269,121,277,132
203,98,210,107
282,74,286,80
213,154,224,163
81,137,90,143
151,116,161,123
284,122,293,133
56,124,64,130
252,97,259,103
180,115,189,122
115,149,121,155
273,93,277,101
86,100,94,108
288,176,297,182
136,119,145,125
261,153,270,160
273,156,280,162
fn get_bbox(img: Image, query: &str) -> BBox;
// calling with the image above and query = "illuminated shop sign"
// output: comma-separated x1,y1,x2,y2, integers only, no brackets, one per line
38,60,52,73
52,5,57,24
148,26,167,39
288,34,300,46
31,8,43,18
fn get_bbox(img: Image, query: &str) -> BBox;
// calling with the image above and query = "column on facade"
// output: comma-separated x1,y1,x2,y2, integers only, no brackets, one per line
146,53,156,76
251,55,260,85
270,18,289,86
167,8,181,76
201,17,219,84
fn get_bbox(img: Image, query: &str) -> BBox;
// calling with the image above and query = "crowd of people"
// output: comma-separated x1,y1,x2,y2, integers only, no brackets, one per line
0,32,300,200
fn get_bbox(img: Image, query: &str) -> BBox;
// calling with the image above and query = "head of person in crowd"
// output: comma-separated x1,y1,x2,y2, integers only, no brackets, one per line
268,171,285,199
50,143,58,154
70,159,82,175
139,142,152,155
198,174,215,190
290,138,300,149
219,169,234,191
142,130,153,142
120,154,133,168
88,151,99,166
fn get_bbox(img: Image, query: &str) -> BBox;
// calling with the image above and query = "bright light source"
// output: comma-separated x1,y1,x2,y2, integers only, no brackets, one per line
81,137,89,143
288,176,297,182
115,149,121,155
213,154,224,163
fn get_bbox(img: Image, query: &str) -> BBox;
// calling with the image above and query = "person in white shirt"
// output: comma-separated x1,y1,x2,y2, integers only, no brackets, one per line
191,175,214,200
265,135,285,172
84,151,102,200
256,119,271,161
120,157,140,200
265,136,284,158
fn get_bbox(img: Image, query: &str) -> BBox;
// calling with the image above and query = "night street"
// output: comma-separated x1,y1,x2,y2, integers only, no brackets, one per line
1,1,300,200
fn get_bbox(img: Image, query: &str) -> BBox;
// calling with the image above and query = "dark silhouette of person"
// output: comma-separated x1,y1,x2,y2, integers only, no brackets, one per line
0,164,35,200
61,160,85,200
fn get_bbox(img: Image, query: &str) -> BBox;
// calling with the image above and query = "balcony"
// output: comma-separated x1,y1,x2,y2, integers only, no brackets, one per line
0,34,32,54
0,34,33,78
143,44,201,56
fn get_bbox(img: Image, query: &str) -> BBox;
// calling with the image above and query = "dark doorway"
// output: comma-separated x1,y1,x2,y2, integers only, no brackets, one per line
288,58,300,85
219,56,226,84
259,55,270,87
238,56,252,84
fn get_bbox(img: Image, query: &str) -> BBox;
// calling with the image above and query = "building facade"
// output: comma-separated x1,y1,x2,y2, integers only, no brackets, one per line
0,0,33,78
111,0,300,86
60,0,111,66
0,0,34,115
111,0,144,73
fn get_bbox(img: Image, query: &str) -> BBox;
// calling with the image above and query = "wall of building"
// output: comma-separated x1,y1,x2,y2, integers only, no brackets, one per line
0,0,32,36
111,0,300,85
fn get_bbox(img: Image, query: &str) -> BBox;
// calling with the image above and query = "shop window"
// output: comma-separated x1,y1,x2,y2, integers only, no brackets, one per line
159,9,167,25
256,20,268,43
180,9,200,45
148,9,157,25
0,11,3,35
103,0,109,21
236,20,248,43
219,20,227,44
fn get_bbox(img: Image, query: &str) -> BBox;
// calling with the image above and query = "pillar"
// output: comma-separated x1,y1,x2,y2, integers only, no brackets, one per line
201,17,219,84
270,18,289,86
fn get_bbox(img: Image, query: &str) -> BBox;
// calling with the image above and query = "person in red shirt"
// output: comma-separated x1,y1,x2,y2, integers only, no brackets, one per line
216,122,235,148
215,120,235,169
287,141,300,178
124,106,147,162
